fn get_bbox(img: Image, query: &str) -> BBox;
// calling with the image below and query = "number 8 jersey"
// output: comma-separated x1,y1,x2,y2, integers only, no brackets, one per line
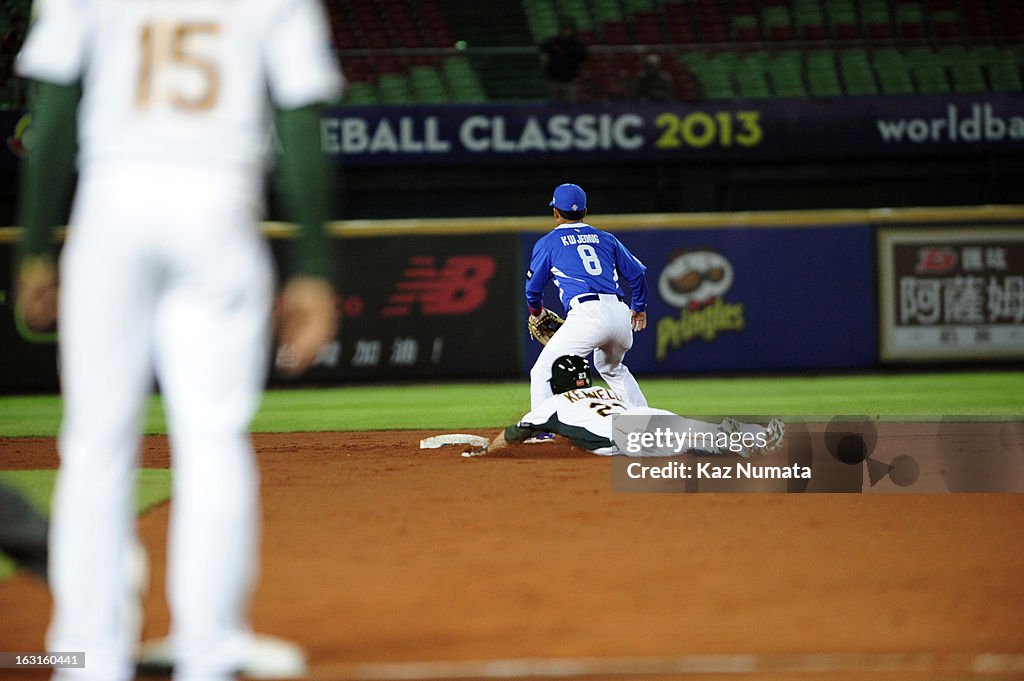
16,0,343,174
525,220,648,313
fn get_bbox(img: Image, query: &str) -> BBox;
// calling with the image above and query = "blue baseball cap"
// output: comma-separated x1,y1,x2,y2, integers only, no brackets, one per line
549,183,587,212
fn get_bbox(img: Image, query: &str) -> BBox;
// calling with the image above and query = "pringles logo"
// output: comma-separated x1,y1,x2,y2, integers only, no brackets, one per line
655,249,745,360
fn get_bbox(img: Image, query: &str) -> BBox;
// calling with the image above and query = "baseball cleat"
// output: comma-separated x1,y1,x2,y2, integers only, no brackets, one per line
137,633,306,679
524,432,556,444
719,417,785,457
747,418,785,456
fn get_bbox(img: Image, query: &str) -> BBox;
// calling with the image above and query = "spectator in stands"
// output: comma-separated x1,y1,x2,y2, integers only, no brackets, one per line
539,22,588,102
631,53,675,102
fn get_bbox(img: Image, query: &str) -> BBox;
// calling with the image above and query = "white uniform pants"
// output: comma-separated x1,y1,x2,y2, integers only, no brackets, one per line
530,294,648,410
49,164,272,681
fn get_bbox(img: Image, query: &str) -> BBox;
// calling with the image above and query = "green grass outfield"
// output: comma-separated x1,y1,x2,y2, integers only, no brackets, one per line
1,371,1022,437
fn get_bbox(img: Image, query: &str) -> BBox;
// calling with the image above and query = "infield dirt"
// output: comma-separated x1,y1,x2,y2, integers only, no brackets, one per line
1,427,1023,680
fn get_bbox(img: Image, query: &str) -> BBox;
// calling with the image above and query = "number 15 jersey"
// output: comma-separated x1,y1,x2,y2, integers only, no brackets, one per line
16,0,343,174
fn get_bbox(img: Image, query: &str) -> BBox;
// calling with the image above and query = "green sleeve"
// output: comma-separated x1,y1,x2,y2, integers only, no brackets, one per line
272,103,336,279
16,81,80,260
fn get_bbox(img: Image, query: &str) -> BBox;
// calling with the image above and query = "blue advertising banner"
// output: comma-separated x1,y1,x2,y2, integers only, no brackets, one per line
2,94,1022,170
519,225,876,375
319,94,1023,166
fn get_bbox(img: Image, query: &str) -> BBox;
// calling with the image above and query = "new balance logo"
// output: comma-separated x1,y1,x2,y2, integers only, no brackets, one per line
382,255,496,316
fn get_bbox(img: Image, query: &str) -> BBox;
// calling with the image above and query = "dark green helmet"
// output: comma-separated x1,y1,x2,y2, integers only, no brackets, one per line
549,355,592,394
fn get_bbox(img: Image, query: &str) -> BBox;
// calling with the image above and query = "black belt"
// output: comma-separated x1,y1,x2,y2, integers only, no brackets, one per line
577,293,623,304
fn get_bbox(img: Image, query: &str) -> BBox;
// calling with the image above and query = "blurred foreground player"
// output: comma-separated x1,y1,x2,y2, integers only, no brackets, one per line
485,356,785,457
15,0,342,679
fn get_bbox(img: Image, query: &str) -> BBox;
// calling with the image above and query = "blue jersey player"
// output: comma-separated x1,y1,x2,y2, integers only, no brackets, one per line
526,183,649,414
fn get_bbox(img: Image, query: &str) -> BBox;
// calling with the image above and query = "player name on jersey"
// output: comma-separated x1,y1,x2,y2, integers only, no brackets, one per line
562,387,618,403
560,233,600,246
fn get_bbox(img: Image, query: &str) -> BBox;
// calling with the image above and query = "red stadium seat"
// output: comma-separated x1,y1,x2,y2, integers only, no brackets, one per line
801,23,828,40
602,22,632,45
833,23,861,40
736,25,762,42
931,21,960,39
900,22,927,39
669,22,697,43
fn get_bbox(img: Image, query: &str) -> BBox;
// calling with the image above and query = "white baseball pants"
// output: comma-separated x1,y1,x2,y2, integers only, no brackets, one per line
530,294,648,410
49,164,272,681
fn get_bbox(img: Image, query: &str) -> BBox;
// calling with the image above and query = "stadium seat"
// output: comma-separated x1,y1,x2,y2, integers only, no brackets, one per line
763,5,794,41
376,73,415,104
988,60,1023,92
633,11,666,43
872,48,915,95
736,53,772,98
601,21,632,44
343,81,379,106
559,0,595,32
592,0,624,24
768,51,807,97
839,49,879,95
793,0,828,39
684,51,737,98
732,14,761,42
949,64,988,93
895,1,927,39
806,50,844,97
409,65,449,103
930,9,961,40
913,64,952,94
523,0,560,42
442,57,487,102
962,3,993,38
834,23,861,40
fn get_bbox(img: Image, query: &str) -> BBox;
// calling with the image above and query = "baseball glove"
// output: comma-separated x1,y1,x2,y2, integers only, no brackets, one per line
527,308,565,345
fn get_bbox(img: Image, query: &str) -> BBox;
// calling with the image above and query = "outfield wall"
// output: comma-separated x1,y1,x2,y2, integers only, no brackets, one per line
1,205,1022,391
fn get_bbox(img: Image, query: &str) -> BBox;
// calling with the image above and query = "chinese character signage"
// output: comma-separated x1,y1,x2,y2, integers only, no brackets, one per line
879,228,1024,361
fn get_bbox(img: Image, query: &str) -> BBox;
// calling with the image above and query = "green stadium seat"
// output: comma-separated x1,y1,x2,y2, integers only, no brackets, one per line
872,48,915,95
988,61,1023,92
825,0,858,26
839,50,879,95
591,0,624,24
442,58,488,102
342,82,379,106
690,52,737,99
904,46,937,69
949,63,988,93
914,64,951,94
937,45,974,67
768,51,807,96
376,73,414,105
623,0,655,13
736,54,772,98
523,0,561,41
559,0,594,32
806,51,843,97
409,66,449,104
